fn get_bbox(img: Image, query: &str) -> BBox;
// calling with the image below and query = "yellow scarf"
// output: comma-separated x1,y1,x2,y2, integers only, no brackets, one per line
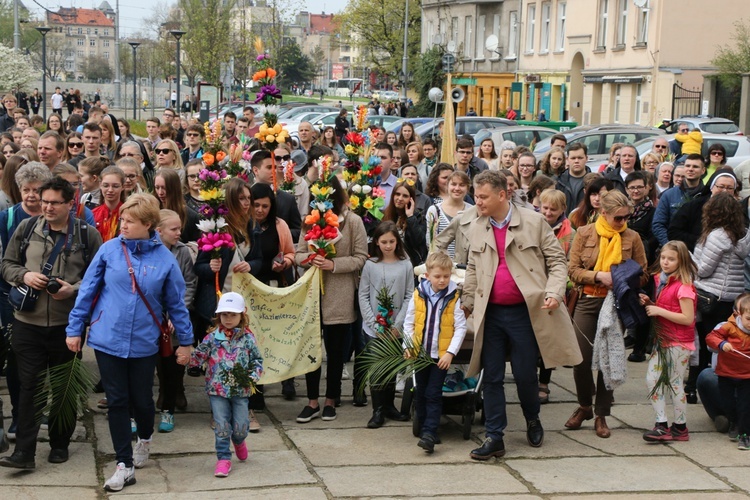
593,215,627,272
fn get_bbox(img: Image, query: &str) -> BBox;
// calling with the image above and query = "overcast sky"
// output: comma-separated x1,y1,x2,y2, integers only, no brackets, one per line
30,0,349,37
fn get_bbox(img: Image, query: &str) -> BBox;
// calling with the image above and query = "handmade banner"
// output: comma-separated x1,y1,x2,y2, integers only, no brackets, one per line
234,268,322,384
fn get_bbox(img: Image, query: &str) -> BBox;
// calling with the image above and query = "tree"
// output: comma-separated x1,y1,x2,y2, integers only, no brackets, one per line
337,0,422,79
179,0,235,88
0,44,36,91
28,34,70,81
79,54,114,82
409,46,445,118
276,40,316,88
0,0,37,50
712,20,750,88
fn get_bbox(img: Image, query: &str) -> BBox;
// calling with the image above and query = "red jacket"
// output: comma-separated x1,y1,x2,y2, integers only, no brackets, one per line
706,315,750,379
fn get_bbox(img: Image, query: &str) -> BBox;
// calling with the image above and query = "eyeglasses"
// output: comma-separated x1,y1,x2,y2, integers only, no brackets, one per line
612,214,632,223
274,155,291,162
68,142,83,148
124,174,138,179
187,174,200,180
710,151,724,156
101,183,122,190
163,113,174,118
41,199,67,206
713,184,735,192
627,185,646,191
154,148,172,155
643,161,658,166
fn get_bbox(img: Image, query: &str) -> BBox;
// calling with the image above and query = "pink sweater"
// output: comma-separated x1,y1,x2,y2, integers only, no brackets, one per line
488,224,525,305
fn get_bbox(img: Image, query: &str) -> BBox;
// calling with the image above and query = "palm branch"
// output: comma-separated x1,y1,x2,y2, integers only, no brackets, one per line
647,321,676,399
34,356,95,433
355,329,436,395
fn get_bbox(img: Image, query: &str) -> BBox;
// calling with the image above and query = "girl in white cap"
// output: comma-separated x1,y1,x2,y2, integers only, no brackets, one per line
180,292,263,477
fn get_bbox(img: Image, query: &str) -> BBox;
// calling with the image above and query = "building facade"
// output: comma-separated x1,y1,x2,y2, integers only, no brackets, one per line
46,5,116,82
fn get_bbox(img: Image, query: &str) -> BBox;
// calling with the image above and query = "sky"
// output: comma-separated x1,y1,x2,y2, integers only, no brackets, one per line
29,0,349,37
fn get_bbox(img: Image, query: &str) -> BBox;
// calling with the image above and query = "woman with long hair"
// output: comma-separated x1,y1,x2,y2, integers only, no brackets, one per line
153,168,200,243
385,131,398,147
566,190,647,438
425,170,471,258
334,107,349,142
405,142,423,171
46,113,64,137
383,178,427,267
527,175,556,210
116,157,145,197
1,155,26,206
398,122,419,149
100,120,118,160
153,139,185,180
118,118,135,143
424,162,454,205
92,166,126,242
477,138,500,170
295,173,368,423
183,159,204,213
705,143,727,180
640,152,661,175
2,142,19,159
319,126,344,157
569,176,615,228
63,132,84,162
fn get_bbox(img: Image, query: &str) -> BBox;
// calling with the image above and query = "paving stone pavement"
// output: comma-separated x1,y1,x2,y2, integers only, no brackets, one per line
0,348,748,498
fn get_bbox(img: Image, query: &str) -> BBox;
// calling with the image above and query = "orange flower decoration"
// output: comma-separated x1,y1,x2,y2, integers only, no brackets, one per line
252,68,278,82
324,211,339,227
216,151,226,162
202,153,215,166
304,209,321,225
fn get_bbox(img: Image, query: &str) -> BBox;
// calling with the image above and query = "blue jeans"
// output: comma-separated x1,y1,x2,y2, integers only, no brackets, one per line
697,366,727,421
415,363,447,439
209,395,249,460
95,350,157,468
482,303,540,440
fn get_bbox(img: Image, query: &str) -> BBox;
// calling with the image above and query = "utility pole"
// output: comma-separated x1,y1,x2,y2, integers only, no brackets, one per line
13,0,20,51
114,0,121,108
401,0,409,100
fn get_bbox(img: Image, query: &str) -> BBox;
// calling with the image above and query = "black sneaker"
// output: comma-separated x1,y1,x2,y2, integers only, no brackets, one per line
296,406,320,423
418,434,436,454
686,391,698,404
321,405,337,421
281,380,297,400
48,448,69,464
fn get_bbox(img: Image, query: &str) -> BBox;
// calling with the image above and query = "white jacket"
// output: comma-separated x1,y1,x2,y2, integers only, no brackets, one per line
693,227,750,301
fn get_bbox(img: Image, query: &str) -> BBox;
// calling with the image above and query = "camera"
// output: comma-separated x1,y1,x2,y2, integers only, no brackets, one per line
46,277,62,294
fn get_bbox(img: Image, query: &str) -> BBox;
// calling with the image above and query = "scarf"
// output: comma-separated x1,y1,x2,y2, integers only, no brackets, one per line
594,215,627,272
631,198,653,223
655,272,669,299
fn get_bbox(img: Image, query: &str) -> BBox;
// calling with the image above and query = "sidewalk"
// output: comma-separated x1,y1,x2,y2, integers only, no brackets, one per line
1,351,748,498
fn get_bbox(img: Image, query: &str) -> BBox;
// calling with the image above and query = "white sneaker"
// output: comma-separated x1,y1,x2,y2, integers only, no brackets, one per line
133,437,151,469
341,364,351,380
104,462,136,492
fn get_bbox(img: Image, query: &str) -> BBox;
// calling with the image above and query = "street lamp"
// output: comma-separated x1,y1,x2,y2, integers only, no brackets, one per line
169,30,186,114
128,42,141,120
35,26,51,119
401,0,409,99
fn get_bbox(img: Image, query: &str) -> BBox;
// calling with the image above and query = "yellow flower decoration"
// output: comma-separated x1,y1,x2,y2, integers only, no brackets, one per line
397,178,416,186
363,198,374,210
350,194,360,208
200,188,222,201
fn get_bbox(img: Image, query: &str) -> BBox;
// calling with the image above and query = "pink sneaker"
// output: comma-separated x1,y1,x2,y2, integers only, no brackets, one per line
234,441,248,461
214,459,232,477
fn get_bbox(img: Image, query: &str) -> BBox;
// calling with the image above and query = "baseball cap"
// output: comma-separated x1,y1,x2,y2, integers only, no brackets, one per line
215,292,246,314
291,149,308,173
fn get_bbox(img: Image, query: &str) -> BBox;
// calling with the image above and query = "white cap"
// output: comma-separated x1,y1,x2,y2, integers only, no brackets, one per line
215,292,246,314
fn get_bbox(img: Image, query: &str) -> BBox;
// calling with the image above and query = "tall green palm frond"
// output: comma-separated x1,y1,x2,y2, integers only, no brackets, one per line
355,330,436,395
35,356,95,433
647,321,676,399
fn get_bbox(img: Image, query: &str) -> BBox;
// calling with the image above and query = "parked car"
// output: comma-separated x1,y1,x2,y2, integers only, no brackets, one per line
472,126,558,152
277,105,339,121
533,125,664,163
664,116,742,136
634,133,750,168
386,117,435,134
379,90,400,101
415,117,517,142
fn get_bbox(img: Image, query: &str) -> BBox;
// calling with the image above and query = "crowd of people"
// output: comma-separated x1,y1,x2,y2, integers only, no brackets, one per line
0,92,748,490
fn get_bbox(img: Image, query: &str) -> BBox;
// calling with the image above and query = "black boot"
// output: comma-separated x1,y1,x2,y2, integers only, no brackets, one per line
685,366,700,404
382,385,409,421
367,390,385,429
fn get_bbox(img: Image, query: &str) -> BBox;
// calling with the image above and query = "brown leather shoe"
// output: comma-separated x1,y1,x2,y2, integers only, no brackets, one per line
595,416,611,438
564,406,594,429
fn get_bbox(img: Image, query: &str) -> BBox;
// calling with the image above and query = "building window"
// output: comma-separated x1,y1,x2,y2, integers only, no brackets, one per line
90,50,95,57
633,83,642,124
614,84,621,123
508,11,518,57
77,50,84,58
492,14,501,58
104,29,109,36
556,2,566,51
77,28,82,34
439,18,447,40
464,16,472,57
597,0,609,48
475,15,485,58
526,4,536,53
540,2,551,53
94,29,98,35
426,21,434,47
77,38,84,46
104,51,109,60
451,17,458,44
616,0,629,47
636,0,649,44
87,28,91,34
90,40,96,47
104,39,110,47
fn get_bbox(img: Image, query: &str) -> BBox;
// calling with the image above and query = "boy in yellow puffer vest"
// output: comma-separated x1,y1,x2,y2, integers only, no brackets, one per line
403,252,467,454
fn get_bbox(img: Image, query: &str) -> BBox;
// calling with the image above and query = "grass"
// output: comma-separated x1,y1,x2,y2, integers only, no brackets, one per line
129,120,147,137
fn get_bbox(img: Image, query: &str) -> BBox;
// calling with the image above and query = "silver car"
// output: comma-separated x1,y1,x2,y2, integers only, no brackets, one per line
663,116,741,136
634,133,750,168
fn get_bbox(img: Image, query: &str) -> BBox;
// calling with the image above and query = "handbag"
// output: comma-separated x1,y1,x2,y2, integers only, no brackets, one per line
9,218,68,312
121,242,173,357
696,288,719,316
566,286,581,317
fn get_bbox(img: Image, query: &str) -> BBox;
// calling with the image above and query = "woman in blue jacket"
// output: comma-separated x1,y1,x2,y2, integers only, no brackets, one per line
66,193,193,493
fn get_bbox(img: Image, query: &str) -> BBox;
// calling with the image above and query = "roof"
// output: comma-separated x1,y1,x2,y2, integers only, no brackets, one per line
47,8,114,27
309,13,334,34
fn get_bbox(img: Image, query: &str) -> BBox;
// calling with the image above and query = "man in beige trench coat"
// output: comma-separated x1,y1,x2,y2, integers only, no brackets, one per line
462,170,582,460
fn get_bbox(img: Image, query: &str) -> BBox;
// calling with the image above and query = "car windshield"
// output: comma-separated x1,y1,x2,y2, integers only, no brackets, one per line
701,122,740,134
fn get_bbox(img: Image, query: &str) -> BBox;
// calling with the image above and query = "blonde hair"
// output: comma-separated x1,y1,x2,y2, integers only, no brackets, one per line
659,240,696,285
158,208,181,228
120,193,160,229
425,251,453,272
600,190,632,215
539,189,566,211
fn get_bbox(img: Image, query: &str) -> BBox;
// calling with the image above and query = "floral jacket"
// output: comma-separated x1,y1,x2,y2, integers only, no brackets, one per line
188,326,264,398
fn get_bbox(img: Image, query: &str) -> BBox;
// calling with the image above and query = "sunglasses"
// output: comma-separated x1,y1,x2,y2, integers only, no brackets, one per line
710,151,724,156
274,155,291,162
612,214,632,223
68,142,83,148
186,133,200,137
154,148,172,155
654,145,667,149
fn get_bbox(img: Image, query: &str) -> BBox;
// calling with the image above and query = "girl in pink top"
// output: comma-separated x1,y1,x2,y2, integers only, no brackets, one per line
639,240,697,443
